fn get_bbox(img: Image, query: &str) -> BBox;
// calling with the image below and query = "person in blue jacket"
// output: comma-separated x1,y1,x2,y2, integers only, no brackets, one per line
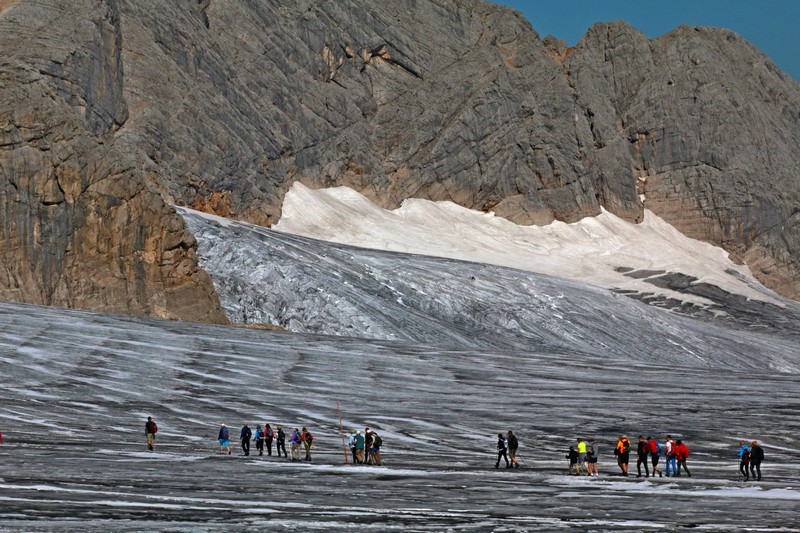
254,425,264,456
738,440,751,481
218,424,231,455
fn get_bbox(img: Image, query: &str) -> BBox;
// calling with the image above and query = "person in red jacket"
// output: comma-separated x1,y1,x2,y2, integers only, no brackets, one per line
675,440,691,477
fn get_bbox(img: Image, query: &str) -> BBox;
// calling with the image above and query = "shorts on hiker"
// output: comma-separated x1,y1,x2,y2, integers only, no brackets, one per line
587,456,598,464
219,439,229,446
651,453,660,465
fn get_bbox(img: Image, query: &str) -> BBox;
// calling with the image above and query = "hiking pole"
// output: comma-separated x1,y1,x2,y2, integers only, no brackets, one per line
336,400,348,465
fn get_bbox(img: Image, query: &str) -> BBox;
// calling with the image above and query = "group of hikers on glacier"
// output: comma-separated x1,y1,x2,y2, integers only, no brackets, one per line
145,417,764,479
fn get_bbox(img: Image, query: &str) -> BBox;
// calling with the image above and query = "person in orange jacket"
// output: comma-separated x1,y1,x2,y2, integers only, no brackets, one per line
614,435,632,476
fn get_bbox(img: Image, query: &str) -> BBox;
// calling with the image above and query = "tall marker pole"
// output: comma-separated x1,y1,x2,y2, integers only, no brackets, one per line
336,400,349,464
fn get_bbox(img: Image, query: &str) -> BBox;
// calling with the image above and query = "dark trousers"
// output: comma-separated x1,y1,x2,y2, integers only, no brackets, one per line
750,462,762,480
677,460,691,476
351,447,358,464
637,455,650,476
277,440,287,457
256,438,264,454
241,439,250,456
496,450,509,467
266,438,273,456
740,461,750,479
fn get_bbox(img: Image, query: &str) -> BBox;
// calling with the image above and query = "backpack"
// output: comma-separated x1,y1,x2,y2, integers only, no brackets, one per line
151,422,158,434
305,433,314,444
623,440,631,453
266,428,273,439
742,449,750,462
373,435,382,447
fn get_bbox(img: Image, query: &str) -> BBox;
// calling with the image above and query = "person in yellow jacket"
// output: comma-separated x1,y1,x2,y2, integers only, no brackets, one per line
614,435,632,476
576,438,588,475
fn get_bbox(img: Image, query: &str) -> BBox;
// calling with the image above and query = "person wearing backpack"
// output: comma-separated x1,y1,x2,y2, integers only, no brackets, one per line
289,428,302,461
738,440,751,481
370,432,383,466
264,424,274,456
144,417,157,451
749,441,764,481
254,425,265,456
354,430,365,464
301,427,314,462
636,435,650,478
614,436,631,476
675,440,691,477
240,423,252,456
647,436,662,477
364,429,374,465
508,431,520,468
566,446,580,475
664,435,677,477
218,424,231,455
495,433,510,469
276,425,287,458
586,439,599,477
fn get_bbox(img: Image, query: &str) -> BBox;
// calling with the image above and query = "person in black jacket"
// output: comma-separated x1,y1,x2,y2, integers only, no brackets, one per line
495,433,510,468
636,435,650,478
567,446,580,475
144,417,157,451
749,441,764,481
507,431,519,468
240,423,252,456
276,425,287,457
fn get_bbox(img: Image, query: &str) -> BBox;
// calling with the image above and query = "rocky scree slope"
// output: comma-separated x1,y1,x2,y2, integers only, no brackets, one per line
1,0,799,320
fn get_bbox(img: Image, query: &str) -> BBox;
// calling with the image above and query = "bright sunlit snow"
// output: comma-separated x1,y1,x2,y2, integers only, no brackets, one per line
273,182,780,307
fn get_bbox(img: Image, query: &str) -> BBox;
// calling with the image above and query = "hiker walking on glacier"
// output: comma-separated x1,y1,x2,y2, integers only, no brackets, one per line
218,424,231,455
254,425,265,456
264,424,274,456
674,440,691,477
586,439,599,476
240,423,252,456
647,436,662,477
289,428,302,461
738,440,751,481
144,416,157,451
749,441,764,481
636,435,650,478
276,425,287,458
576,438,588,474
567,446,580,475
301,426,314,462
507,431,520,468
664,435,677,477
495,433,510,468
614,435,631,476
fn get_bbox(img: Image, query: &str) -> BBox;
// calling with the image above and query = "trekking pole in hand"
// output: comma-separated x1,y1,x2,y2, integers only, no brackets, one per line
336,400,349,465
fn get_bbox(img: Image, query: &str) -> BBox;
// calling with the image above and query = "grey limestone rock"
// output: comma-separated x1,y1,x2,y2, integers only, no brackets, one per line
1,0,798,319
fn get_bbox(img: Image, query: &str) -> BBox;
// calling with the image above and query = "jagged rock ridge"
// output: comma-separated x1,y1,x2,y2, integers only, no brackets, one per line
0,0,798,319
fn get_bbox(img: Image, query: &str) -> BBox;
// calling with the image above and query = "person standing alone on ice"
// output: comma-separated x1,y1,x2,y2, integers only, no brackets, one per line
495,433,510,468
240,423,252,456
144,416,157,451
507,431,520,468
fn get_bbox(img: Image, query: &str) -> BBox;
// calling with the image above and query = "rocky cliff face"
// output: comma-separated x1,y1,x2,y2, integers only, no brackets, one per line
1,0,798,318
0,0,225,322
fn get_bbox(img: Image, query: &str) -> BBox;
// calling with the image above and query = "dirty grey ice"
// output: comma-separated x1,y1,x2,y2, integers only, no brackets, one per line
1,213,800,531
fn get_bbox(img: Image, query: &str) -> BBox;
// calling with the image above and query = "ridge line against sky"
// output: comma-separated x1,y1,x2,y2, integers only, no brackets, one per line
494,0,800,81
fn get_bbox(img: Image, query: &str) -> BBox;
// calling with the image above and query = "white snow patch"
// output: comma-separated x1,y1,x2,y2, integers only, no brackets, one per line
271,182,782,306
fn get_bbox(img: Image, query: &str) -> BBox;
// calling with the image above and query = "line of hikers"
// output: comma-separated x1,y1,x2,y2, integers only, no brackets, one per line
217,423,314,461
568,435,690,477
144,417,383,465
145,418,764,479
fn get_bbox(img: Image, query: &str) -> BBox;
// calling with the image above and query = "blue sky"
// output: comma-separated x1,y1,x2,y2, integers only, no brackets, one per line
494,1,800,80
